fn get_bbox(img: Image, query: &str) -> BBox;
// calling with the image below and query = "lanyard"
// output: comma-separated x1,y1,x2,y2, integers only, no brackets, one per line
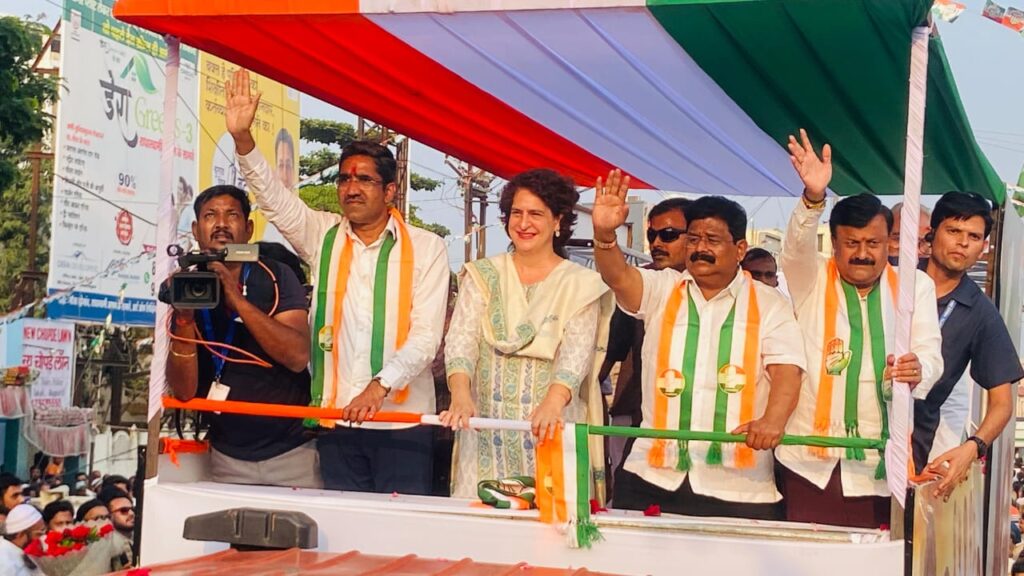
938,299,957,330
200,263,251,382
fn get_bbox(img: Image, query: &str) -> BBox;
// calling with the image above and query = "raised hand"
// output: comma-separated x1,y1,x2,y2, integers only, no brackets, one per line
224,69,261,154
592,169,631,240
787,128,832,202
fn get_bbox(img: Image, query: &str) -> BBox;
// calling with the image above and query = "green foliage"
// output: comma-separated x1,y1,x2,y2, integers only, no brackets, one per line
299,148,339,178
0,17,56,311
0,159,52,311
0,17,58,193
298,184,341,214
410,173,441,192
299,118,359,149
409,205,450,238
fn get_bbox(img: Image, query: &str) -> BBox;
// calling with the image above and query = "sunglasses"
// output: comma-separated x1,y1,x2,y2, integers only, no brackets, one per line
111,506,134,515
646,227,685,244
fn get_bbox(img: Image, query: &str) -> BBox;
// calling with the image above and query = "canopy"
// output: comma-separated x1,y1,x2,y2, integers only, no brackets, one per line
112,0,1005,202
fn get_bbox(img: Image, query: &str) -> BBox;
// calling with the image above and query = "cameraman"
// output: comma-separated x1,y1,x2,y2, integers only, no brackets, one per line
166,185,321,488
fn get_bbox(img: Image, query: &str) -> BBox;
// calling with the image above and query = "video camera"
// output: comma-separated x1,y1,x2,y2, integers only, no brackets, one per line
158,244,259,309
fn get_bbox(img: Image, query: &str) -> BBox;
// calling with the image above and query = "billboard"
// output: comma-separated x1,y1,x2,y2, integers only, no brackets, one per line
1,319,76,409
192,54,301,249
46,0,199,325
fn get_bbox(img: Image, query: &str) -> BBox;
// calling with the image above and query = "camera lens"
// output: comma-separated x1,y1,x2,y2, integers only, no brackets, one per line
185,283,210,299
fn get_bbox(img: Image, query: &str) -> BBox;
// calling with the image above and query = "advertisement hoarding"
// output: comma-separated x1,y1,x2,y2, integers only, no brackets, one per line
192,53,301,250
46,0,198,325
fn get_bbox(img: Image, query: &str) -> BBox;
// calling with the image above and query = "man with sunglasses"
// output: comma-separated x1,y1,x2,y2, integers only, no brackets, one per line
775,130,942,529
599,198,690,486
593,171,806,519
98,487,135,540
228,69,449,495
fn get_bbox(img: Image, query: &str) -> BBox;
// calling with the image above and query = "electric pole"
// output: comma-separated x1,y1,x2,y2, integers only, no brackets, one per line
356,117,410,219
10,21,60,312
445,159,492,262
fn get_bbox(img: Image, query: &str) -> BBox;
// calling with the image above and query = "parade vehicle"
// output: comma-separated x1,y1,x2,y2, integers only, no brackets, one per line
108,1,1023,574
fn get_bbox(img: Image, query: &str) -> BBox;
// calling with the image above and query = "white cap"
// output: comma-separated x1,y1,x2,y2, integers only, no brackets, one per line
4,504,42,535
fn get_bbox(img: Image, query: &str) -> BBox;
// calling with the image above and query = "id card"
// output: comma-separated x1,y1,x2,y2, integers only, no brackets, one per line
207,380,231,414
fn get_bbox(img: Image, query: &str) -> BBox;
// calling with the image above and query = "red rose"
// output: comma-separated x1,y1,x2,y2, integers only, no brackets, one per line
45,531,62,547
99,524,114,537
72,541,85,551
643,504,661,517
24,539,44,557
70,525,91,540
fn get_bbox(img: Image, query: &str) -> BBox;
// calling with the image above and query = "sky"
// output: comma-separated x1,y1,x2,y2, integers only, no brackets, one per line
4,0,1024,270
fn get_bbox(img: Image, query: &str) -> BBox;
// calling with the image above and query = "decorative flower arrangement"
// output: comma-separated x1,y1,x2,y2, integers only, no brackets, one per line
24,522,128,576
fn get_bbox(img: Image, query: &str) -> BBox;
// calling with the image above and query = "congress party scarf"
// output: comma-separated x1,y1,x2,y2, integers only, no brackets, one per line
308,208,414,427
648,274,761,471
810,260,897,479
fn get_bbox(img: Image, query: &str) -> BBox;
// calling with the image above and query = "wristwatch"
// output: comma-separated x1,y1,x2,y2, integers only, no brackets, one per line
966,435,988,460
375,379,392,397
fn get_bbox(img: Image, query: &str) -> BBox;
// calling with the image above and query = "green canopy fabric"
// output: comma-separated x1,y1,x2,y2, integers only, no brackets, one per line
652,0,1005,202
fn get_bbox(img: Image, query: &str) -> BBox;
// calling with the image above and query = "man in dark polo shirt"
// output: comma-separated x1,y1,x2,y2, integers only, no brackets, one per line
167,185,321,488
598,197,690,495
917,191,1023,498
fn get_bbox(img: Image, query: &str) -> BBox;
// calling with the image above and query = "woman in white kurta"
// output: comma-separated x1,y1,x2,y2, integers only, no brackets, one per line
441,169,611,498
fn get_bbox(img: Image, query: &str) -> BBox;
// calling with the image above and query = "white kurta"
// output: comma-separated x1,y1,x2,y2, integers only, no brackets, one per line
623,268,807,504
237,148,450,428
775,200,943,497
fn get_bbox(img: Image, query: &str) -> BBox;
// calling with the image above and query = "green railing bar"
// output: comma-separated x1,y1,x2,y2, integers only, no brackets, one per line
587,425,885,451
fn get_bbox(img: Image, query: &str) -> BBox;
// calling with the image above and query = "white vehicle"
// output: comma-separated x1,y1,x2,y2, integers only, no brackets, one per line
110,1,1021,574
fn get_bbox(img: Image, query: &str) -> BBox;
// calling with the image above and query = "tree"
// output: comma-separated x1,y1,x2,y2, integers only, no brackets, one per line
0,158,52,311
297,184,339,213
0,18,56,311
299,148,339,178
0,17,57,193
408,204,450,238
299,118,360,149
410,173,441,193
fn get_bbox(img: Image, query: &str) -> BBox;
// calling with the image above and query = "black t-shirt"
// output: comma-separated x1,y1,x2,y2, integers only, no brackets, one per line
195,257,311,462
912,274,1024,472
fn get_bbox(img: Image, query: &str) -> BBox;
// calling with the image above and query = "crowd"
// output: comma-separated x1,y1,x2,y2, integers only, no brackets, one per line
158,69,1023,531
0,470,136,575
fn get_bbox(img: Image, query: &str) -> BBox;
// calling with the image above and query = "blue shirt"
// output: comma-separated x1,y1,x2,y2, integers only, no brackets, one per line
912,274,1024,472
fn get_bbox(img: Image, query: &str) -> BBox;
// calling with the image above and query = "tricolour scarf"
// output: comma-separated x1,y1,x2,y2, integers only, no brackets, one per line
809,260,898,479
648,273,761,471
308,208,414,428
